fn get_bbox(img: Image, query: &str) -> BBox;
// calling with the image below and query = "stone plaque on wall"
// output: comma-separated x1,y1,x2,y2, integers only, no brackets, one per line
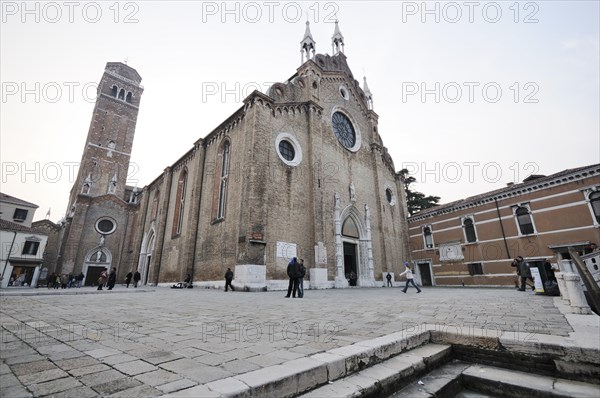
276,241,297,259
439,242,463,261
314,242,327,264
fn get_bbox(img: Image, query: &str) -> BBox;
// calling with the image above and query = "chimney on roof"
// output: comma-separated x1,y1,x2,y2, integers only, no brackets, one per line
506,182,514,187
522,174,546,183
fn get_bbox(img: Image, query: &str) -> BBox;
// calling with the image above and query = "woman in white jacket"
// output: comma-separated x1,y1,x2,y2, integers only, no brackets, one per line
398,262,422,293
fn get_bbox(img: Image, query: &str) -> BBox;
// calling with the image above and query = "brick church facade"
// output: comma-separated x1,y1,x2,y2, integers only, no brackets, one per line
51,23,411,289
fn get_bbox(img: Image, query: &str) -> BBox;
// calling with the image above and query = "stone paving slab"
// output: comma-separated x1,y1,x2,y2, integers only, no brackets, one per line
0,286,593,397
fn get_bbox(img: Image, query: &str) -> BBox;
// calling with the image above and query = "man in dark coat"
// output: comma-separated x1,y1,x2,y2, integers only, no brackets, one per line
107,267,117,290
133,271,141,287
224,268,234,291
125,271,133,288
285,257,300,298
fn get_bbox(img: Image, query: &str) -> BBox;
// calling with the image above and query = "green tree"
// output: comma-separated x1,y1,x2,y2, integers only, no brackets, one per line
399,169,441,215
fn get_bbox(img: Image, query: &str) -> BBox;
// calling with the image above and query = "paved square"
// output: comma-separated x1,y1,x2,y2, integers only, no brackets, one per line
0,286,576,397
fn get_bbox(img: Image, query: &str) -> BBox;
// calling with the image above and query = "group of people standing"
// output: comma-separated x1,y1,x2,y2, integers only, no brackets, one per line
97,268,141,290
285,257,306,298
46,272,85,289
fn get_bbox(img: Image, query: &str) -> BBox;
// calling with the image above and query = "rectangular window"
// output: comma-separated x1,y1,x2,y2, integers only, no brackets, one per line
13,208,28,222
422,225,434,249
468,263,483,275
22,241,40,255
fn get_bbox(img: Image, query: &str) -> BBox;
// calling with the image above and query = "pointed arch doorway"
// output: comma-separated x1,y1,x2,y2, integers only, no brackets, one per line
138,226,156,286
342,217,360,286
333,195,376,288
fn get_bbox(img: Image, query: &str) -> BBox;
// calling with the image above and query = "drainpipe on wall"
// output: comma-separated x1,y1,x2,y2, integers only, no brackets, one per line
2,231,17,286
494,197,511,259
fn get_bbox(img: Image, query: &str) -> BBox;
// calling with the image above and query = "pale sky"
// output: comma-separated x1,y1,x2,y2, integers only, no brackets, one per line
1,1,599,222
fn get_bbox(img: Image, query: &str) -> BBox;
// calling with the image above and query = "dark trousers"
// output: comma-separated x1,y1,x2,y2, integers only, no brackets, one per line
225,278,234,291
520,276,534,290
402,279,421,293
286,277,299,297
387,280,392,287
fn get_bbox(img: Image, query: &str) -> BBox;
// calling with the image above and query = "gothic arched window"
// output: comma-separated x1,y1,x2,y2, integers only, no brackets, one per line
111,85,118,97
118,89,125,100
151,190,160,221
214,140,230,221
342,217,359,238
126,92,132,103
172,169,188,236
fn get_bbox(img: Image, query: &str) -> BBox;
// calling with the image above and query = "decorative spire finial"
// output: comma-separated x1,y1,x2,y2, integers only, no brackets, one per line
363,76,373,110
332,20,345,55
300,21,316,64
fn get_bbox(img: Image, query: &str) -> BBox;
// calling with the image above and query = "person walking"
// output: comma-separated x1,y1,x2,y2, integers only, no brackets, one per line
386,272,393,287
125,271,133,288
107,267,117,290
399,262,421,293
98,268,108,290
76,272,85,288
224,268,234,292
513,256,534,291
48,273,56,289
133,270,141,288
60,274,68,289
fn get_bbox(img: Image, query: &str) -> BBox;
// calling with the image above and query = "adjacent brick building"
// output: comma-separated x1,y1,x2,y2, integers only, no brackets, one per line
407,164,600,287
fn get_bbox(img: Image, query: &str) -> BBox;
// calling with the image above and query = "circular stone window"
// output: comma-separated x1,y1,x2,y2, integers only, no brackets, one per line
278,140,295,161
275,133,303,167
332,111,356,150
339,85,349,100
385,188,396,205
95,218,116,235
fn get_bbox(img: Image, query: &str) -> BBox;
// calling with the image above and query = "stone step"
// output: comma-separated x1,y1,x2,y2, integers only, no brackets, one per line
300,344,452,398
461,363,600,398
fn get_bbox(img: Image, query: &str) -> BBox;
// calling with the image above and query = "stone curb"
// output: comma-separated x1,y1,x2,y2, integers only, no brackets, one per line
161,328,434,398
162,322,600,398
0,288,155,297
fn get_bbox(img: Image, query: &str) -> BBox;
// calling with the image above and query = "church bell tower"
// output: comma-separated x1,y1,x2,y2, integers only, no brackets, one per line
68,63,144,207
58,62,143,277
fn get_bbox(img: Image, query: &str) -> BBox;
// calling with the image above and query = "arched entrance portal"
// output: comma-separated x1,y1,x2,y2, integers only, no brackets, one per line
138,226,156,286
333,193,376,288
83,247,112,286
342,217,359,286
